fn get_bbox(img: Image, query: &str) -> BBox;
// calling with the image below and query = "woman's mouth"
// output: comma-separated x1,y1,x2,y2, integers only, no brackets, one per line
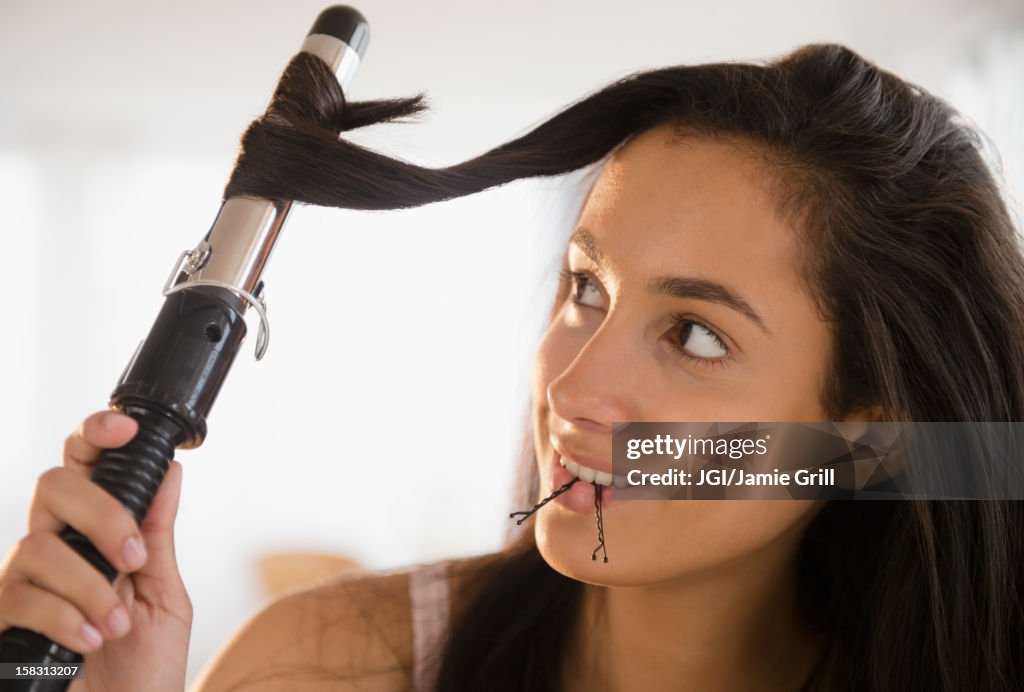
509,446,619,561
550,451,626,514
558,454,628,488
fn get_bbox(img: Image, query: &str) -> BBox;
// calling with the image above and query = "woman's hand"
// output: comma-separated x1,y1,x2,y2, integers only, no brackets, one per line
0,411,192,692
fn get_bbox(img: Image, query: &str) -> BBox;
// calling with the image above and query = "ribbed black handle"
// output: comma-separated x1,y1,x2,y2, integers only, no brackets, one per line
87,406,183,526
0,406,186,692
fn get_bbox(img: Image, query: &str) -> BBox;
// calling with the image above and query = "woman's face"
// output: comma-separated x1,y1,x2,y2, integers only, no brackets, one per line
531,127,838,585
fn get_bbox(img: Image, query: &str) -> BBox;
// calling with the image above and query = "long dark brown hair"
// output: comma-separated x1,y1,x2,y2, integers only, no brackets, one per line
228,43,1024,691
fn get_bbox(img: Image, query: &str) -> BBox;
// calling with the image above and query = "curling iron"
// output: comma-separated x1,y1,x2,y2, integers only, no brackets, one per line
0,6,369,690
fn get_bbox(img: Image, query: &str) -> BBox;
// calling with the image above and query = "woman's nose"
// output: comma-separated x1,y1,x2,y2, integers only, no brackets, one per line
546,321,640,431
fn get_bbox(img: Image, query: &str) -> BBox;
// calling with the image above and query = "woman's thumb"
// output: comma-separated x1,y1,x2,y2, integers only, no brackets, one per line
133,460,184,581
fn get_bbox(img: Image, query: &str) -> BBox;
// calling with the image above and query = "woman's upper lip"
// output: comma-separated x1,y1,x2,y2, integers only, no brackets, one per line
550,438,613,474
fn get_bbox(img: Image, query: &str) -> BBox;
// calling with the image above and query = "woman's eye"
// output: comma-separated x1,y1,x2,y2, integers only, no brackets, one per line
565,271,604,308
673,319,729,361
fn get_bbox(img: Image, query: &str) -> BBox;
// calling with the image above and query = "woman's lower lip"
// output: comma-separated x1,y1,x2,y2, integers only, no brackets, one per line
550,453,621,514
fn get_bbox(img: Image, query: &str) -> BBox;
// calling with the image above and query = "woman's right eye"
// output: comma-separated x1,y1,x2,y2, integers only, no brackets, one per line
561,270,604,309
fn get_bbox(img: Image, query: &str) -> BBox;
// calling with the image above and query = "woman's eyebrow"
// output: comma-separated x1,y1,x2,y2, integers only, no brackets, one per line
570,226,769,334
648,276,770,334
569,227,606,265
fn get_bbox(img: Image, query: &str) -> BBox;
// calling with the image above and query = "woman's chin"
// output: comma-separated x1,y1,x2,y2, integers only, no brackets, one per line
532,500,747,588
534,508,651,587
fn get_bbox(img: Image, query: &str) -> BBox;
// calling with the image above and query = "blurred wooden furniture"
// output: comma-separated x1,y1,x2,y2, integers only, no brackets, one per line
257,551,363,597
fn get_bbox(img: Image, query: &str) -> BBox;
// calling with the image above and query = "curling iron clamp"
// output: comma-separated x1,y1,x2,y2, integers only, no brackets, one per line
0,6,369,690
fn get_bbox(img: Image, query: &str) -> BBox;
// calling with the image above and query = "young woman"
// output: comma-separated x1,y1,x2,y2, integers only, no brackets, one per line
1,44,1021,692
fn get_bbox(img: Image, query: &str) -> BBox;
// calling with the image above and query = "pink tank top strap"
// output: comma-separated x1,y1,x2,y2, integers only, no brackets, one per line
409,560,451,692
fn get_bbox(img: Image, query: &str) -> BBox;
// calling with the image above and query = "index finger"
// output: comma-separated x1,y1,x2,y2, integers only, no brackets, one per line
62,411,140,473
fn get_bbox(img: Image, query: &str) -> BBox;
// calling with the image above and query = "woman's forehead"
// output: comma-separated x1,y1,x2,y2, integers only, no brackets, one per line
576,130,802,283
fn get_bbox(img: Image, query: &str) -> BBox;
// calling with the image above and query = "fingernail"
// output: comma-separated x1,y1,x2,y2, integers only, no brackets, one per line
80,622,103,650
106,606,130,638
122,536,147,569
102,413,120,431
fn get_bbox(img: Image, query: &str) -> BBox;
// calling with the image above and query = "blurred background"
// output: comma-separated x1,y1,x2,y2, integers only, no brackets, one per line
2,0,1022,683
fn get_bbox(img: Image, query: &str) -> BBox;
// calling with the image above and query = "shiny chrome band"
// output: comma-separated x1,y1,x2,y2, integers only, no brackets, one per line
300,33,362,89
190,197,291,296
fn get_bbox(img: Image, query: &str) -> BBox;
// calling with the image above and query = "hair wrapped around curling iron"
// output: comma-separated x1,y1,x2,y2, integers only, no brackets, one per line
223,51,697,209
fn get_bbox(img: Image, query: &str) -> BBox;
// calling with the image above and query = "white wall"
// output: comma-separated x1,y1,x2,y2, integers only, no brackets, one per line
1,0,1022,683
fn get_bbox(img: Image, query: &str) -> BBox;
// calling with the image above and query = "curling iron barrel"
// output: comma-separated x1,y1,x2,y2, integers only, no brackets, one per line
0,7,369,691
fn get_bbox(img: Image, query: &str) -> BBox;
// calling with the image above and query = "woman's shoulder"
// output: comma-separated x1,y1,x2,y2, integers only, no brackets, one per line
191,552,502,692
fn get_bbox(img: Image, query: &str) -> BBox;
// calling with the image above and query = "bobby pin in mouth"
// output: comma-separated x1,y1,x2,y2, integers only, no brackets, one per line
508,477,610,563
509,477,579,524
592,484,608,563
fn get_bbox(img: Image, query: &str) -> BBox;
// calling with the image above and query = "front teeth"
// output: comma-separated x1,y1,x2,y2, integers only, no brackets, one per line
562,458,580,477
559,455,622,488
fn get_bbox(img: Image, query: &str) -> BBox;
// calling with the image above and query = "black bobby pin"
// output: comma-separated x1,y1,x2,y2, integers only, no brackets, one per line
591,483,609,563
508,477,579,525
